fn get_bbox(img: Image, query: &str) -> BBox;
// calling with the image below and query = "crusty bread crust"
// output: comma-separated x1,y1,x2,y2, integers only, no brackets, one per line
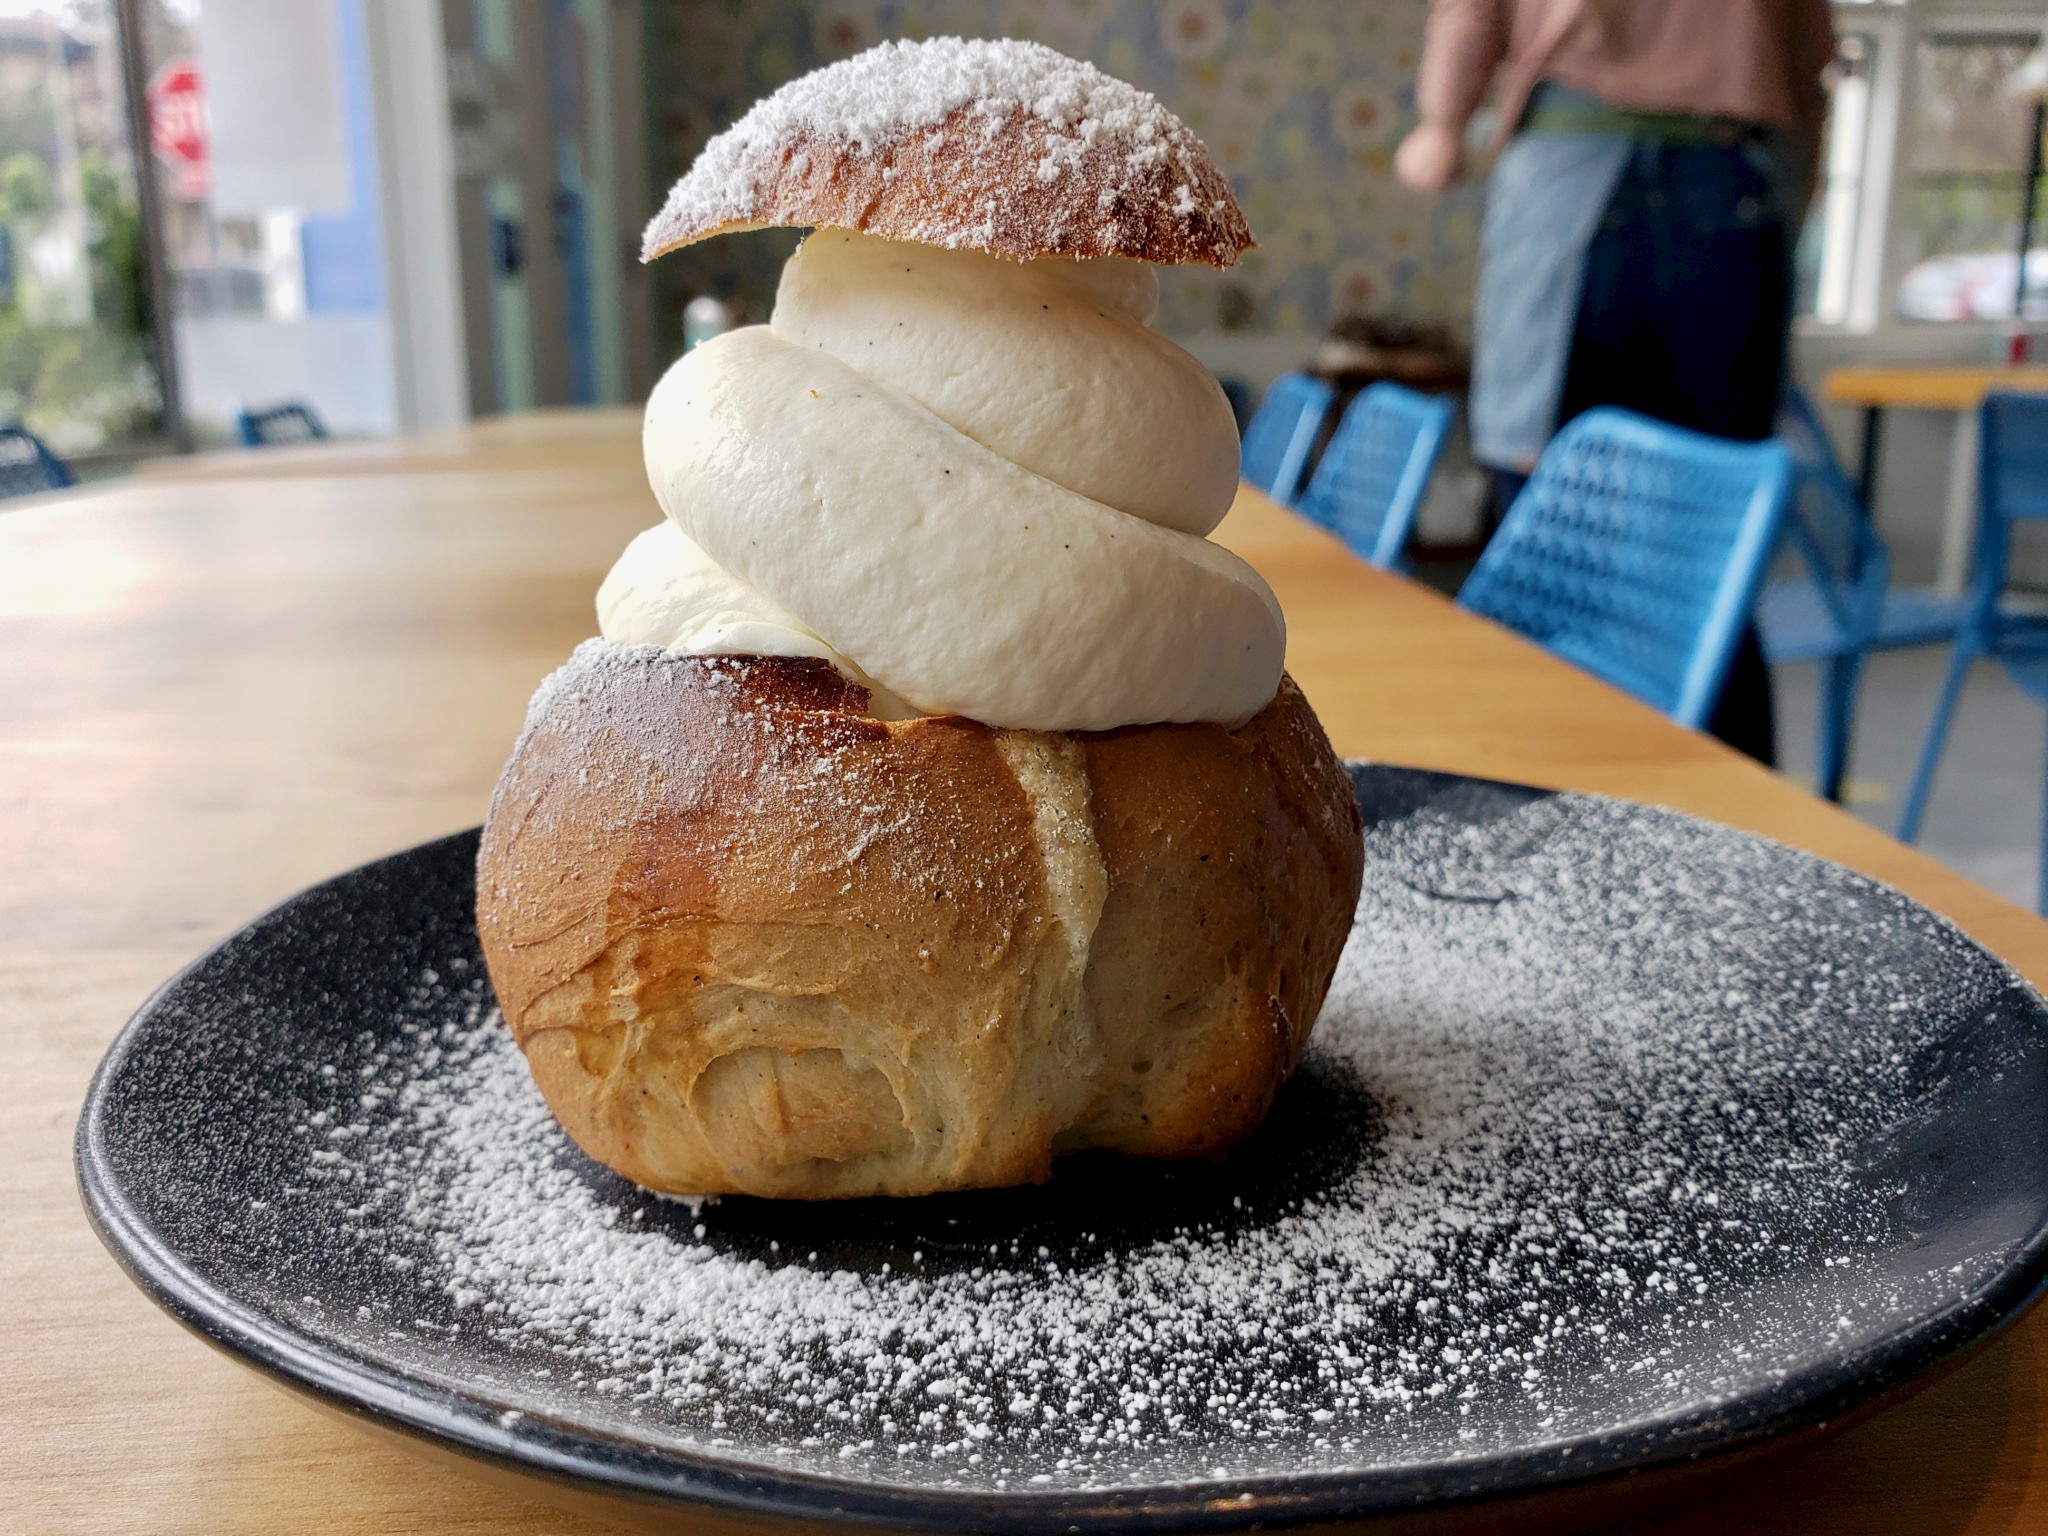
476,648,1362,1198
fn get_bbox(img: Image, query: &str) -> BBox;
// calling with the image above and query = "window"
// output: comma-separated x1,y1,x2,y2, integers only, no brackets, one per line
1802,1,2048,333
129,0,402,438
0,5,166,455
1895,32,2044,321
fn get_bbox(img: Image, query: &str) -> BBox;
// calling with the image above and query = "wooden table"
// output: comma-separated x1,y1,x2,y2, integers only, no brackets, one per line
8,412,2048,1534
1821,365,2048,596
133,408,642,481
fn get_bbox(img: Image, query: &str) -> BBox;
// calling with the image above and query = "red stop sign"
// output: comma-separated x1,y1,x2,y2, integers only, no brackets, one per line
145,58,209,199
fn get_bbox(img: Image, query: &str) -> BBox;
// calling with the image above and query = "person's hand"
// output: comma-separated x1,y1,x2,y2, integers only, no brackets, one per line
1394,121,1466,192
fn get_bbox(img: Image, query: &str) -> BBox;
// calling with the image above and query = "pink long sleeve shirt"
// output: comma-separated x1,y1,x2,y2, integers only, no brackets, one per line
1418,0,1837,173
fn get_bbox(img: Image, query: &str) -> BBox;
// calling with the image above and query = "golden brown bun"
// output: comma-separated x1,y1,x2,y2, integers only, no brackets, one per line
642,39,1253,268
477,645,1363,1198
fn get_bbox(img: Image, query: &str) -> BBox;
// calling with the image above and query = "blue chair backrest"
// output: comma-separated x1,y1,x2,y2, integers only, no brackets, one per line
1457,407,1794,728
1239,372,1333,504
1776,384,1888,646
237,401,329,448
0,424,72,499
1969,391,2048,643
1295,382,1454,570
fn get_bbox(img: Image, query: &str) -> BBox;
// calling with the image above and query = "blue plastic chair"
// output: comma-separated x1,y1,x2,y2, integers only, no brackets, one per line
1898,391,2048,911
1238,372,1333,505
0,424,71,498
1759,386,1964,801
1457,408,1794,729
236,401,329,448
1294,382,1455,571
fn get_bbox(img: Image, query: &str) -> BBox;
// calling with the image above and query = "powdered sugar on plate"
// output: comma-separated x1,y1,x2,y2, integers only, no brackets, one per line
295,771,2037,1497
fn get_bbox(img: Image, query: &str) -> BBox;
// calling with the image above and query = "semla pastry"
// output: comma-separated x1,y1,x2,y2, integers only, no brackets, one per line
477,38,1364,1198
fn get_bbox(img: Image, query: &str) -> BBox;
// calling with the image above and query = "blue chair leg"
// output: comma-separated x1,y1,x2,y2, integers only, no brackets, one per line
1898,643,1977,844
1815,652,1860,804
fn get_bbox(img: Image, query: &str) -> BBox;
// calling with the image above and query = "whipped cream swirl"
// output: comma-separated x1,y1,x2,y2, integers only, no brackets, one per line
599,230,1285,731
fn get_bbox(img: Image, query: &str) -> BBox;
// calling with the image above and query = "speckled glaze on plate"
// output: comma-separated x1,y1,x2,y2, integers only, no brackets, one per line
77,766,2048,1533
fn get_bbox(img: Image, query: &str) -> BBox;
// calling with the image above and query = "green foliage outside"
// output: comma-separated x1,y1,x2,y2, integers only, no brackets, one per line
1901,38,2044,271
1900,172,2027,269
0,52,162,454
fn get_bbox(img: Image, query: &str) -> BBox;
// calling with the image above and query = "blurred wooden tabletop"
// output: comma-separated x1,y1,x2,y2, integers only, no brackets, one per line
1821,365,2048,413
6,408,2048,1535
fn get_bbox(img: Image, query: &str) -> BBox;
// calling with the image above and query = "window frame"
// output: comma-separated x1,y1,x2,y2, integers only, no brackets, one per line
1805,0,2046,338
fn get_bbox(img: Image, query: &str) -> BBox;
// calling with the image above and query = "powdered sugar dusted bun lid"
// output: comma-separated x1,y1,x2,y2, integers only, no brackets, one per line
642,37,1253,266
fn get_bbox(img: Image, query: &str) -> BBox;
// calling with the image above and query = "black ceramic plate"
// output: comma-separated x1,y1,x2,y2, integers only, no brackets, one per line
79,766,2048,1533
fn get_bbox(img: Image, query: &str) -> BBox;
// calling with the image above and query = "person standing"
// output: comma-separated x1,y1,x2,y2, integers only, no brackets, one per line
1396,0,1837,766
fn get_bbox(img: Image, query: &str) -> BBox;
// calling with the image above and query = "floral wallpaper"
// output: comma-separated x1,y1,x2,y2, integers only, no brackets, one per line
644,0,1485,346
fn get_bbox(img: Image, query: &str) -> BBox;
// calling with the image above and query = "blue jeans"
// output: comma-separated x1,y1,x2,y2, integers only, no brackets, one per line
1489,136,1793,766
1566,139,1792,766
1557,138,1795,443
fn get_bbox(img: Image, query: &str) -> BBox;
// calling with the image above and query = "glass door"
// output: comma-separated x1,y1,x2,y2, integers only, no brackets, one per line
444,0,639,415
121,0,402,444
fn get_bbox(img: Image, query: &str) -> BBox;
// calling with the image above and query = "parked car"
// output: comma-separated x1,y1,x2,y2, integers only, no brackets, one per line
1896,249,2048,322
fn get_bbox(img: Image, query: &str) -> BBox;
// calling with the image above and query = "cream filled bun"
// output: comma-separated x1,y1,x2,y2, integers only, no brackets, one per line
477,651,1364,1199
479,37,1364,1199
